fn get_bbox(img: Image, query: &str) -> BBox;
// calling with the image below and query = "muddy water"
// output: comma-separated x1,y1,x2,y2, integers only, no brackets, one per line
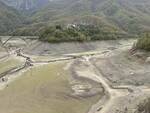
0,62,102,113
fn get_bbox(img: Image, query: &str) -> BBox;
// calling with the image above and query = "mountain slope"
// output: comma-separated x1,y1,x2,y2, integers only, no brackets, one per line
0,1,25,35
0,0,50,12
1,0,150,36
25,0,150,35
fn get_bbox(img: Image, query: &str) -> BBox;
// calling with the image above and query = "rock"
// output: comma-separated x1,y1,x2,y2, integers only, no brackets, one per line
1,77,8,82
97,107,103,111
145,57,150,63
129,71,134,74
133,51,145,58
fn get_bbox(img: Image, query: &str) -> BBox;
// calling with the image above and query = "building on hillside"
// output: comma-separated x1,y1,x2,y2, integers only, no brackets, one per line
67,24,77,29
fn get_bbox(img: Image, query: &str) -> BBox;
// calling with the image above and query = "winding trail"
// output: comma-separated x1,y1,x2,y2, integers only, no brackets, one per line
68,52,150,113
88,59,150,113
76,56,130,113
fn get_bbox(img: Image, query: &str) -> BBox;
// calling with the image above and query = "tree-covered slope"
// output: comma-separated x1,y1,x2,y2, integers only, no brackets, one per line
0,0,49,12
26,0,150,35
1,0,150,37
0,1,25,35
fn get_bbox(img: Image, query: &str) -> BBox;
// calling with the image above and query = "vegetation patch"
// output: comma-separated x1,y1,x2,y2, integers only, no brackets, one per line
0,58,23,75
135,33,150,51
39,24,128,43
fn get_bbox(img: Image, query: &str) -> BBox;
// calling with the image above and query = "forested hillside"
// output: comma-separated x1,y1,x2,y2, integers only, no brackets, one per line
13,0,150,36
1,0,150,40
0,0,49,12
0,1,25,35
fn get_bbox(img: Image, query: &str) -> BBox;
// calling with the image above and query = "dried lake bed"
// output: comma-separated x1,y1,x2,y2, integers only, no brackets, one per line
0,37,150,113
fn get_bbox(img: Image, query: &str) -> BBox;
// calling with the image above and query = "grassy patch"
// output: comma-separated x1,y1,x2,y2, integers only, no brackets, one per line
0,58,23,75
135,34,150,51
0,62,100,113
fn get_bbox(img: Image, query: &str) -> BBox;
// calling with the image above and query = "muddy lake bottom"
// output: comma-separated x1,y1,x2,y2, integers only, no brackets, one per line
1,38,150,113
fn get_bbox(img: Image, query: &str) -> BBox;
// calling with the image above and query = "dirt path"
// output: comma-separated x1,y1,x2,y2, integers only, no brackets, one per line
73,56,130,113
66,48,150,113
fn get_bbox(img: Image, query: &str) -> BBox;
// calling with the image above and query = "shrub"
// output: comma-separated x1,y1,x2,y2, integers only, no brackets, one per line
136,33,150,51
